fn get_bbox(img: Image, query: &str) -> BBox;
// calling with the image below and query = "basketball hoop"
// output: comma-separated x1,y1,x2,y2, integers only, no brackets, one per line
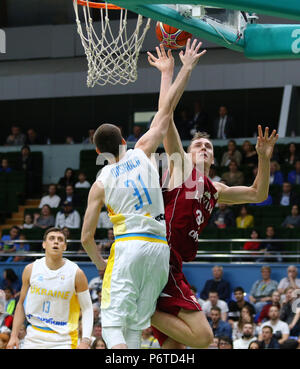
73,0,151,87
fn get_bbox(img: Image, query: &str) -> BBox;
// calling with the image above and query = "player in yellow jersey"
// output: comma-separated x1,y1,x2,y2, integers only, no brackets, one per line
7,227,93,349
81,40,207,349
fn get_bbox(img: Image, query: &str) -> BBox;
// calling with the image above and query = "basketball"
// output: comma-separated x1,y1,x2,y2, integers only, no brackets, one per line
155,22,192,49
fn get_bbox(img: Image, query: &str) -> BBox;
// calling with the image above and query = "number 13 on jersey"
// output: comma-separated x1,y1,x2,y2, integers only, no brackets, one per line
125,174,152,210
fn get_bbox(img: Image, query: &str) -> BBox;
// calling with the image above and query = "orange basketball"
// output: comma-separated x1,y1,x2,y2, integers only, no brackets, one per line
155,22,192,49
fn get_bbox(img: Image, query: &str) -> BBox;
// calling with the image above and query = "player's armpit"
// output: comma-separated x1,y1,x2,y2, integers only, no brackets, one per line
214,181,266,205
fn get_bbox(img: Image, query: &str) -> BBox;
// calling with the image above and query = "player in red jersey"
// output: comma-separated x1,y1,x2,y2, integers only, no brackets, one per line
147,45,279,349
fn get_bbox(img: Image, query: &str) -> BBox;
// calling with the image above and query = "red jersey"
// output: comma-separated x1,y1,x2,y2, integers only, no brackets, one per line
163,167,218,269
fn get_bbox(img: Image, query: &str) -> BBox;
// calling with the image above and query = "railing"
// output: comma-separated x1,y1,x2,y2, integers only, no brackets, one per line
1,238,300,263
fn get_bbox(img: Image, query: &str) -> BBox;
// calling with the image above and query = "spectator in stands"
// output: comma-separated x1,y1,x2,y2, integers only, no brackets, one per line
208,306,232,339
25,128,44,145
208,165,221,182
61,227,79,252
82,129,95,144
0,269,21,297
258,225,283,262
97,206,113,229
65,136,75,144
88,270,105,304
243,229,261,254
91,337,107,349
217,336,233,349
93,304,101,326
5,125,26,146
188,101,210,137
228,287,256,323
127,125,143,142
274,182,299,206
200,265,231,302
236,206,254,229
75,172,91,189
233,323,256,349
249,265,279,315
4,287,16,315
269,161,284,185
241,140,258,168
287,159,300,185
258,305,289,345
283,143,298,166
57,168,76,190
231,305,256,341
210,203,236,229
190,285,205,307
22,213,34,229
221,160,244,186
0,158,12,173
0,226,20,261
39,184,61,209
248,340,262,349
281,205,300,228
33,205,55,229
280,287,300,337
259,325,280,349
55,201,81,229
213,105,236,139
140,327,160,349
0,290,13,333
17,145,35,196
278,265,300,295
202,291,229,321
12,233,30,262
59,185,81,207
221,140,242,167
99,228,114,252
257,291,281,325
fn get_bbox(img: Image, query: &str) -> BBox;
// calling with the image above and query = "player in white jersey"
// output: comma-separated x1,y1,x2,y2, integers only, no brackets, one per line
81,40,207,349
7,228,93,349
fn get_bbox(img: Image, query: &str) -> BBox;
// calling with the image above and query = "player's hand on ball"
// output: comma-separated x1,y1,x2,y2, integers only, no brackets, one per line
147,44,174,74
255,125,279,159
179,38,207,69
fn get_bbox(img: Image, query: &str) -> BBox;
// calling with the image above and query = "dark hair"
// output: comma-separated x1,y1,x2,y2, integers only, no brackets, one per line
262,325,273,334
93,124,123,158
248,340,262,349
64,168,74,176
43,227,66,243
211,306,221,313
21,145,31,153
4,269,18,283
217,336,233,348
4,286,14,294
10,226,20,234
209,290,219,296
91,337,107,349
234,286,244,294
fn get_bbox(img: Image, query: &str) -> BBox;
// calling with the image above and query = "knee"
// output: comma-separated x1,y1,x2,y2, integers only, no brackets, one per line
192,325,214,348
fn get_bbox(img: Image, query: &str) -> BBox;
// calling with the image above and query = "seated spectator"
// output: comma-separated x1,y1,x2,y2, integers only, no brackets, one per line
0,226,20,261
127,125,142,142
4,287,16,315
65,136,75,144
99,229,114,252
233,323,256,349
280,287,300,337
217,336,233,349
220,140,242,167
283,142,298,166
257,290,281,325
39,184,61,209
12,233,30,263
281,205,300,228
5,125,26,146
141,327,160,349
92,304,101,326
236,206,254,229
33,205,55,229
231,305,256,341
82,129,95,144
75,172,91,189
55,201,81,229
258,305,289,345
0,158,12,173
91,323,103,343
208,306,232,339
0,269,21,297
200,265,230,302
17,145,36,196
243,229,261,253
228,287,256,323
249,265,278,315
91,337,107,349
0,290,13,333
248,340,262,349
97,207,113,229
208,165,221,182
59,185,81,207
89,270,105,304
61,227,79,252
22,214,34,229
269,160,284,185
241,140,258,168
274,182,299,206
202,291,229,321
287,159,300,185
259,325,280,349
278,265,300,295
257,226,283,262
221,160,244,186
25,128,44,145
190,285,205,307
57,168,76,190
209,204,236,229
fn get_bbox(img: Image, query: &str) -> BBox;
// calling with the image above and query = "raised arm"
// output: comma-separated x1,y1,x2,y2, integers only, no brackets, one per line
214,125,278,204
81,181,107,271
135,39,206,157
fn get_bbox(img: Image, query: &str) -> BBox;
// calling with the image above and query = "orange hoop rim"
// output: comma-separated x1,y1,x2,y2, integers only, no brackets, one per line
75,0,122,10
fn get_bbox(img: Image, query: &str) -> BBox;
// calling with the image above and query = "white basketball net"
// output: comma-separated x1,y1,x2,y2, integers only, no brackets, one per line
73,1,151,87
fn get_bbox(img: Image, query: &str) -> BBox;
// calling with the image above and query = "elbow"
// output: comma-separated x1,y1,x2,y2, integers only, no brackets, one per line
81,233,93,247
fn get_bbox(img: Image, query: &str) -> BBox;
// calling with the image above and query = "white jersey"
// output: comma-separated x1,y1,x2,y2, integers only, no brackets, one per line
25,257,80,336
97,148,166,238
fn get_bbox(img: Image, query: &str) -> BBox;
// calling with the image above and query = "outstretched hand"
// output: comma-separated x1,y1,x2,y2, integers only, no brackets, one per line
147,44,174,74
255,125,279,159
179,38,207,70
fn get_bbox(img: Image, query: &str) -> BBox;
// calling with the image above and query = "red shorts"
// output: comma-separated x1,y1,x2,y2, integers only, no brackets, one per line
151,266,202,346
